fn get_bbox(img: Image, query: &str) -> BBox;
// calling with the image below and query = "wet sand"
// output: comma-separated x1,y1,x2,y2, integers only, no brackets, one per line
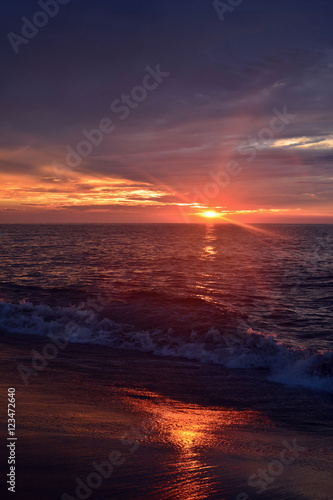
1,332,333,500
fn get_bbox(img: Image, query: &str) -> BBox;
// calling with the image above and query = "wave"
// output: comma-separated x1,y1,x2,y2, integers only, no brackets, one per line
0,300,332,393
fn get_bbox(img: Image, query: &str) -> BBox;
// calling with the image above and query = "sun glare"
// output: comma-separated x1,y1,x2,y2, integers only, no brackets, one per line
202,211,219,218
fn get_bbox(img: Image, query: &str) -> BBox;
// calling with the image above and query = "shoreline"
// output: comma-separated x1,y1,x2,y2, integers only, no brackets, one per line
1,332,333,499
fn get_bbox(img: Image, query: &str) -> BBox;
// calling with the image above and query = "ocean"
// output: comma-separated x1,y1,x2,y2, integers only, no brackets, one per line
0,223,332,394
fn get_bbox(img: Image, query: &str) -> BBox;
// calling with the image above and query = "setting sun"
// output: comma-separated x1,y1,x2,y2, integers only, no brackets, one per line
201,210,220,218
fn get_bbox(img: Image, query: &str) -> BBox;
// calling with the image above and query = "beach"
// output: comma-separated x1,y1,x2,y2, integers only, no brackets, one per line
2,331,333,500
2,0,333,494
1,224,332,499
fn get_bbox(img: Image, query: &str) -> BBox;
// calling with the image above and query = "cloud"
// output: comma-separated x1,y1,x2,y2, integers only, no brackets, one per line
1,0,333,221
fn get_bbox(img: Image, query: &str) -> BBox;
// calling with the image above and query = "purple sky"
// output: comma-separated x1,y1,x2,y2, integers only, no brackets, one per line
1,0,333,222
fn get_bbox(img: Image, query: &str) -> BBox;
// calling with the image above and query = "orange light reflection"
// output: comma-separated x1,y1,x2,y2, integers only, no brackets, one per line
119,388,272,500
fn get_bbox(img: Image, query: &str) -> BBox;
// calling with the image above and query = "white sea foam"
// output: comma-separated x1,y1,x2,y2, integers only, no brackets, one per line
1,300,332,393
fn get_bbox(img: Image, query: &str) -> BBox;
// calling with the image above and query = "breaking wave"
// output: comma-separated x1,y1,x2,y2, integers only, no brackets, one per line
1,300,332,393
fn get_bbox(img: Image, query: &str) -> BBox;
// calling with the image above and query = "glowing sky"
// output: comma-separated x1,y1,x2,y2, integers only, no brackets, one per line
1,0,333,223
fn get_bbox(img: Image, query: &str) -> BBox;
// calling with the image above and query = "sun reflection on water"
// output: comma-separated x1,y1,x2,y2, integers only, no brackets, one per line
120,388,272,500
202,224,217,259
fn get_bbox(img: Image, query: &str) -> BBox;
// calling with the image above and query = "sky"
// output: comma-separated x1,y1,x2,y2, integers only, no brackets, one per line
1,0,333,223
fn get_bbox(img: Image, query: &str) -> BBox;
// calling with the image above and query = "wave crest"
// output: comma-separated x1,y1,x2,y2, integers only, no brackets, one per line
1,300,332,393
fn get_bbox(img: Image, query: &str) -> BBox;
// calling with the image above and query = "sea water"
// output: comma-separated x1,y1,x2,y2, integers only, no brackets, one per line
0,223,332,393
